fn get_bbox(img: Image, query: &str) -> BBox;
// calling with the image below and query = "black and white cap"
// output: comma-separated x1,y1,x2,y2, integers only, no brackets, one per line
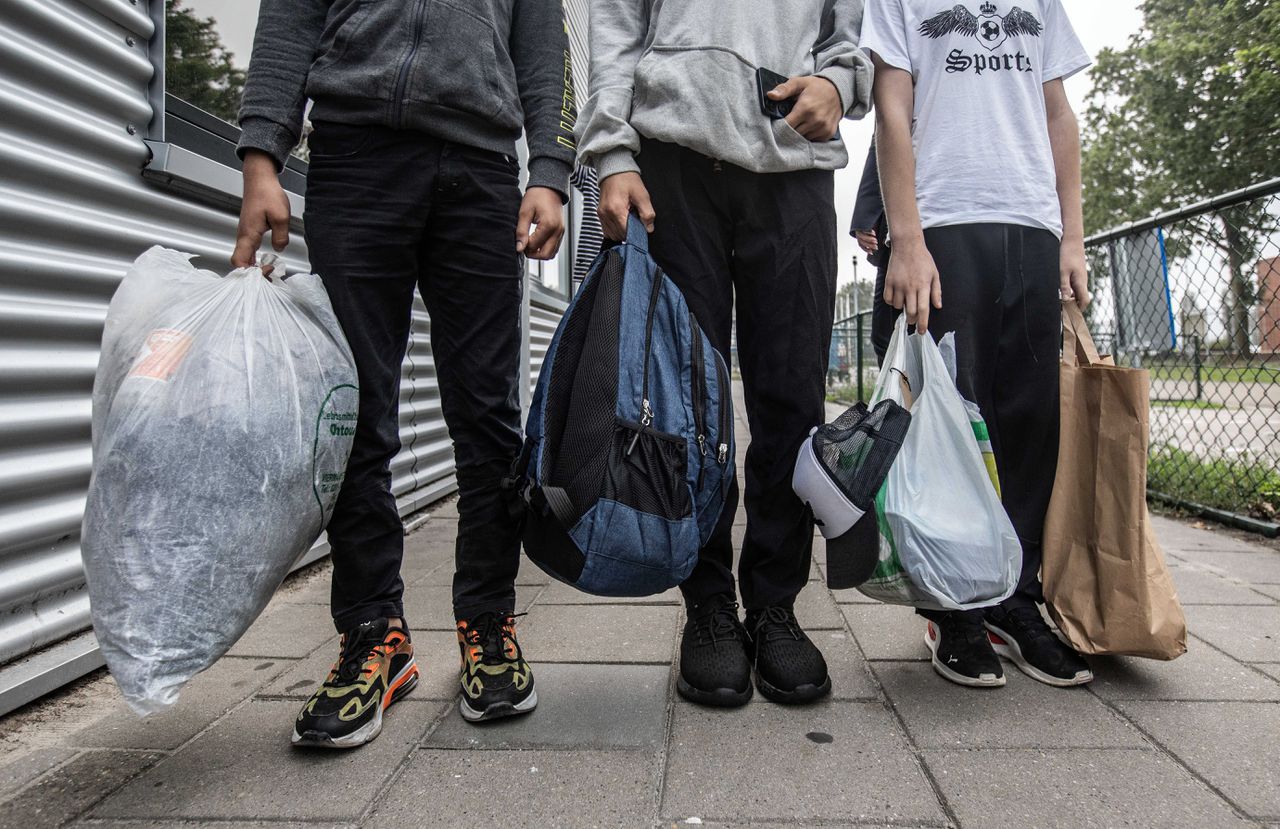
792,399,911,589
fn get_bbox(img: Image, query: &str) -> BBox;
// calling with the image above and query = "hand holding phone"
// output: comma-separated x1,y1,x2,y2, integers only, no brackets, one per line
756,67,794,119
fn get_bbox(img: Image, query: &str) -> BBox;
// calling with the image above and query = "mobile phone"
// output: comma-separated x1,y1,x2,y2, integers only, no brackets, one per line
756,67,794,119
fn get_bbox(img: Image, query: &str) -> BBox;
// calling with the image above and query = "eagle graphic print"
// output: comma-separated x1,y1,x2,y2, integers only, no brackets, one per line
918,2,1044,74
920,2,1043,49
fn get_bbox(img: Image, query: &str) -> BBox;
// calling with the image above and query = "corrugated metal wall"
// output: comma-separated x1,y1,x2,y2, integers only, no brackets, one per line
528,300,563,395
1,0,166,670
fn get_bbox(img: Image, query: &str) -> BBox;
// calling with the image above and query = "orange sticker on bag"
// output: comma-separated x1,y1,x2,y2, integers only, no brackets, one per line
129,329,194,381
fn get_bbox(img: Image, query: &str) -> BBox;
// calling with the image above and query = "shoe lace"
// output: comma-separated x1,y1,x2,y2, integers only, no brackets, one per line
752,605,804,643
946,614,993,652
464,611,525,665
1005,605,1055,642
329,622,397,685
693,602,744,648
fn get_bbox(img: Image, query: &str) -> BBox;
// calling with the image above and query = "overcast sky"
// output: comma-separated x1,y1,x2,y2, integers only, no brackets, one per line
187,0,1145,287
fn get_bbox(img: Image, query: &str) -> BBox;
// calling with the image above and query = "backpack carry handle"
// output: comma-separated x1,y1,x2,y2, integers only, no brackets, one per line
625,212,649,250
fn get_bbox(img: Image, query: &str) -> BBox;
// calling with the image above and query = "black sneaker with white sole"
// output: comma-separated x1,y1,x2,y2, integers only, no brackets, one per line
983,603,1093,687
924,612,1005,688
677,594,753,707
746,605,832,704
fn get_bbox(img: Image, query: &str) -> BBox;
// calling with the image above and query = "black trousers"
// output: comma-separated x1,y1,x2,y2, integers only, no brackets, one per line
304,122,525,631
870,248,893,364
872,224,1061,621
638,138,837,611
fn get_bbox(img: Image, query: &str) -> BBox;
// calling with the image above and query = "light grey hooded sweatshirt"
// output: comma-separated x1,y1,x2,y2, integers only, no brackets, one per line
576,0,873,179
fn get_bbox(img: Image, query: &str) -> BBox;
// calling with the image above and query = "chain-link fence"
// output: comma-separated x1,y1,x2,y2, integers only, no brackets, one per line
1084,178,1280,531
828,310,876,404
828,177,1280,534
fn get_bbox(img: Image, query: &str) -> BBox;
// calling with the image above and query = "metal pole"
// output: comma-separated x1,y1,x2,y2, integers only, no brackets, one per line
1194,335,1203,403
856,312,865,403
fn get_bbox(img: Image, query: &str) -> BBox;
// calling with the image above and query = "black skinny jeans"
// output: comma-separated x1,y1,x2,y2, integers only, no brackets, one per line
304,121,526,631
638,138,838,612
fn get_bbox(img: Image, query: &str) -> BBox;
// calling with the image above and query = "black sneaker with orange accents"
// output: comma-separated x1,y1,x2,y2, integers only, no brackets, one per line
291,618,418,749
457,611,537,722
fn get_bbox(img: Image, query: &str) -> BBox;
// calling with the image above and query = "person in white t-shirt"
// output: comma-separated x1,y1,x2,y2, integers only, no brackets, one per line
861,0,1095,689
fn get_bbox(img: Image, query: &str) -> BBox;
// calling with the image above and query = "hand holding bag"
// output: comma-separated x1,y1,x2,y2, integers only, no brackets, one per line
1041,300,1187,660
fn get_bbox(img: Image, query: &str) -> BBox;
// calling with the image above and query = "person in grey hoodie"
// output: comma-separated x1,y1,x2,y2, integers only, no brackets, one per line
231,0,576,747
578,0,872,707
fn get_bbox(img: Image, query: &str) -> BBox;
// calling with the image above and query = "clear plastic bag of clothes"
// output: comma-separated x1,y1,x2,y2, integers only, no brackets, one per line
82,247,358,715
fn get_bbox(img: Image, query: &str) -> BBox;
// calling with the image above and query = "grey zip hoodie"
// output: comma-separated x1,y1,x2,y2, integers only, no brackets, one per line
237,0,577,196
577,0,872,178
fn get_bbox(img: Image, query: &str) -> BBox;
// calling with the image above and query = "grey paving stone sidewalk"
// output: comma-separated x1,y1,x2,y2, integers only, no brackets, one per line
1,396,1278,828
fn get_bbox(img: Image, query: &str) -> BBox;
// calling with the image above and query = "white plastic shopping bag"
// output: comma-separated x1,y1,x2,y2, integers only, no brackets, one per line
856,315,1020,610
82,247,358,714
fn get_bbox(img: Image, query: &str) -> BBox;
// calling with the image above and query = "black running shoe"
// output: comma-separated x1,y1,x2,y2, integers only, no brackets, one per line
924,612,1005,688
984,603,1094,687
456,611,537,722
746,605,832,704
292,618,419,749
677,595,753,707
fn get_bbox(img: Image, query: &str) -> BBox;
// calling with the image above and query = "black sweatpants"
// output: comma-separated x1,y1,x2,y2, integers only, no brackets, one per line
638,138,837,611
870,248,893,364
873,224,1061,620
303,121,526,631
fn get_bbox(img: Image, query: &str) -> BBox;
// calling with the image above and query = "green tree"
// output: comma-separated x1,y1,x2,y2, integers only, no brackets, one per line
165,0,246,123
1081,0,1280,353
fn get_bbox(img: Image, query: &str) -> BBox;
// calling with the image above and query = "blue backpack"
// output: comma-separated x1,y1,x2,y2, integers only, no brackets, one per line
519,216,736,596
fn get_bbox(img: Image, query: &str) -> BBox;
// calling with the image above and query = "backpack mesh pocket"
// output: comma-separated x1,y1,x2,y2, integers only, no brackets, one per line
603,419,691,521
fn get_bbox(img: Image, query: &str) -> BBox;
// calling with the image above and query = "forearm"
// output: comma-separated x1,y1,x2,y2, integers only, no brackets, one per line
1048,105,1084,244
236,0,331,169
873,70,923,247
576,0,648,179
511,0,575,199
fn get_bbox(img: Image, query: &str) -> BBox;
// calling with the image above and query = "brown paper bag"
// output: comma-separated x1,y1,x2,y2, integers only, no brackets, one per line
1041,301,1187,660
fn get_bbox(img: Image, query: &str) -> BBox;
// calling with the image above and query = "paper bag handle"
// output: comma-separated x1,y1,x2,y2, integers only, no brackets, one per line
1062,300,1102,367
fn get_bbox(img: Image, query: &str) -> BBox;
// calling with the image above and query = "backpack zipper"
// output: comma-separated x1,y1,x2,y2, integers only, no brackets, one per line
639,265,665,425
688,313,707,458
688,313,708,488
712,349,731,465
391,0,426,127
627,263,666,456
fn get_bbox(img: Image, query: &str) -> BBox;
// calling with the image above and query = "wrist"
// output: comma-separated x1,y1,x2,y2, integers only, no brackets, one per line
812,74,840,96
893,230,926,250
242,151,278,180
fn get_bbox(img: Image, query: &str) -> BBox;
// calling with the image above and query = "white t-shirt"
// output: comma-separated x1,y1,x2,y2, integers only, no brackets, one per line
860,0,1090,237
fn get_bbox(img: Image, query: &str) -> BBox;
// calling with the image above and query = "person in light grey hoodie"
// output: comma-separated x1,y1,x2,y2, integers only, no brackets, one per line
578,0,872,707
